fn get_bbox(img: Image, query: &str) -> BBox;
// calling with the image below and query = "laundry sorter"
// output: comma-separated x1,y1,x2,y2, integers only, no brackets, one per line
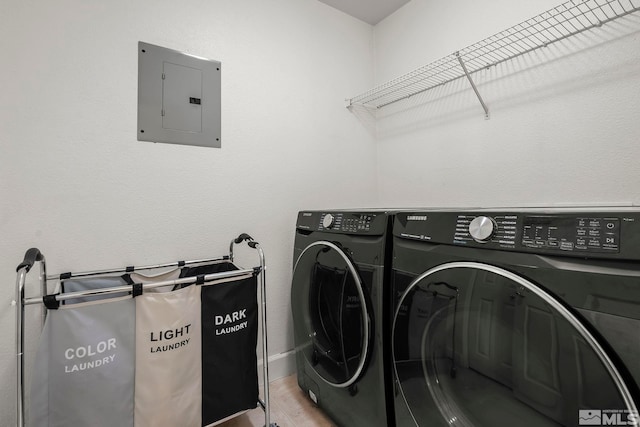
14,233,277,427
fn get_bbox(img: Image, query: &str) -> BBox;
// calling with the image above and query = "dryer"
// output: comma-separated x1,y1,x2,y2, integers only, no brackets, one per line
291,210,395,427
391,209,640,427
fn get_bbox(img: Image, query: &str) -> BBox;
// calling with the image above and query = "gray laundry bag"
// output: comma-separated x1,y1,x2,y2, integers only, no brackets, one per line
135,284,202,427
29,297,135,427
61,275,131,303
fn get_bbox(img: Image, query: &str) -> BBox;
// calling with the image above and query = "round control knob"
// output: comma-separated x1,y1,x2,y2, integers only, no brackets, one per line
469,216,496,242
322,214,335,229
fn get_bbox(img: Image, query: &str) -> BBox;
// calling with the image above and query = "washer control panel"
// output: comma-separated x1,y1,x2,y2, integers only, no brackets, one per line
395,211,640,260
454,214,518,247
522,216,619,253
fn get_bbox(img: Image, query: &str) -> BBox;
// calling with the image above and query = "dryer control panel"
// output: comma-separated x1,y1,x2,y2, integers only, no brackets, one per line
394,210,640,260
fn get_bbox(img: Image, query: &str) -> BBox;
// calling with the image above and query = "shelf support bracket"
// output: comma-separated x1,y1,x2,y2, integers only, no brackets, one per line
456,51,489,119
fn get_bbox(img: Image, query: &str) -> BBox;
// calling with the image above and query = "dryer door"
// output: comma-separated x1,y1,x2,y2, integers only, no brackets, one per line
393,261,638,427
291,241,371,388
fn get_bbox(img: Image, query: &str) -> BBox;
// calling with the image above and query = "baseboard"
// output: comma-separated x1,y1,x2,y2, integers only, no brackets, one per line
258,349,296,384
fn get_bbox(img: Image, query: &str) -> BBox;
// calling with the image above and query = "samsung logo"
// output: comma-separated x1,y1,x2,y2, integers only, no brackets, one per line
407,215,428,221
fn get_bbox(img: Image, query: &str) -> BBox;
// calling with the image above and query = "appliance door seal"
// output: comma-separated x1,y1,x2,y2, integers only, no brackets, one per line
292,241,371,389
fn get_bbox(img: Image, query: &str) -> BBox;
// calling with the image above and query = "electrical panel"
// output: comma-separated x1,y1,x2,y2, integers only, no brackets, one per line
137,42,221,148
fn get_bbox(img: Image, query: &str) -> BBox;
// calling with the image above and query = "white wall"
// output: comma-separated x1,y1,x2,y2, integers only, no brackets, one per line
0,0,375,425
3,0,639,424
373,0,640,207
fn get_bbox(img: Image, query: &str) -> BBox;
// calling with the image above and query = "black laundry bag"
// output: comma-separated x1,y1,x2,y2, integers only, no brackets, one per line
181,263,259,425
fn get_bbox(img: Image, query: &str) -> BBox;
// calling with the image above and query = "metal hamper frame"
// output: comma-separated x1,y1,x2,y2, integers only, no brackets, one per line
14,233,277,427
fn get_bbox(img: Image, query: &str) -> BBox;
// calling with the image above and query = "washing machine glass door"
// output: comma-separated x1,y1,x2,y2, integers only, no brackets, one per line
393,261,637,427
292,241,370,388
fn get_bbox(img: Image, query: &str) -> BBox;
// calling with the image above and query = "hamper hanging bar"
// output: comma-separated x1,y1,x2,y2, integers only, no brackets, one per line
48,255,231,281
23,269,256,306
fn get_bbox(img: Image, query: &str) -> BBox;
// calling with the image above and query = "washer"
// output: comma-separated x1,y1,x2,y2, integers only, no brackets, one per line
391,209,640,427
291,210,395,427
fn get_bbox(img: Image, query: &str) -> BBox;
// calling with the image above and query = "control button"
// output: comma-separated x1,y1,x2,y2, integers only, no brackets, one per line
560,242,574,251
603,219,619,232
469,216,496,242
322,214,335,229
604,235,618,246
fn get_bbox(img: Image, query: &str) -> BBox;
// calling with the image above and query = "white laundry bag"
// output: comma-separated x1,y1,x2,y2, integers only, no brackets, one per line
29,297,136,427
128,268,181,293
134,284,202,427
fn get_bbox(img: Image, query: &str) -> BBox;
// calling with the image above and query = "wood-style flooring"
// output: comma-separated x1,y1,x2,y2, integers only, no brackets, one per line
218,375,336,427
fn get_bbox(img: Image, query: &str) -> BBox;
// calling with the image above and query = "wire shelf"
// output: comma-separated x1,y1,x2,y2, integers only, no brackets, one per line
347,0,640,110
